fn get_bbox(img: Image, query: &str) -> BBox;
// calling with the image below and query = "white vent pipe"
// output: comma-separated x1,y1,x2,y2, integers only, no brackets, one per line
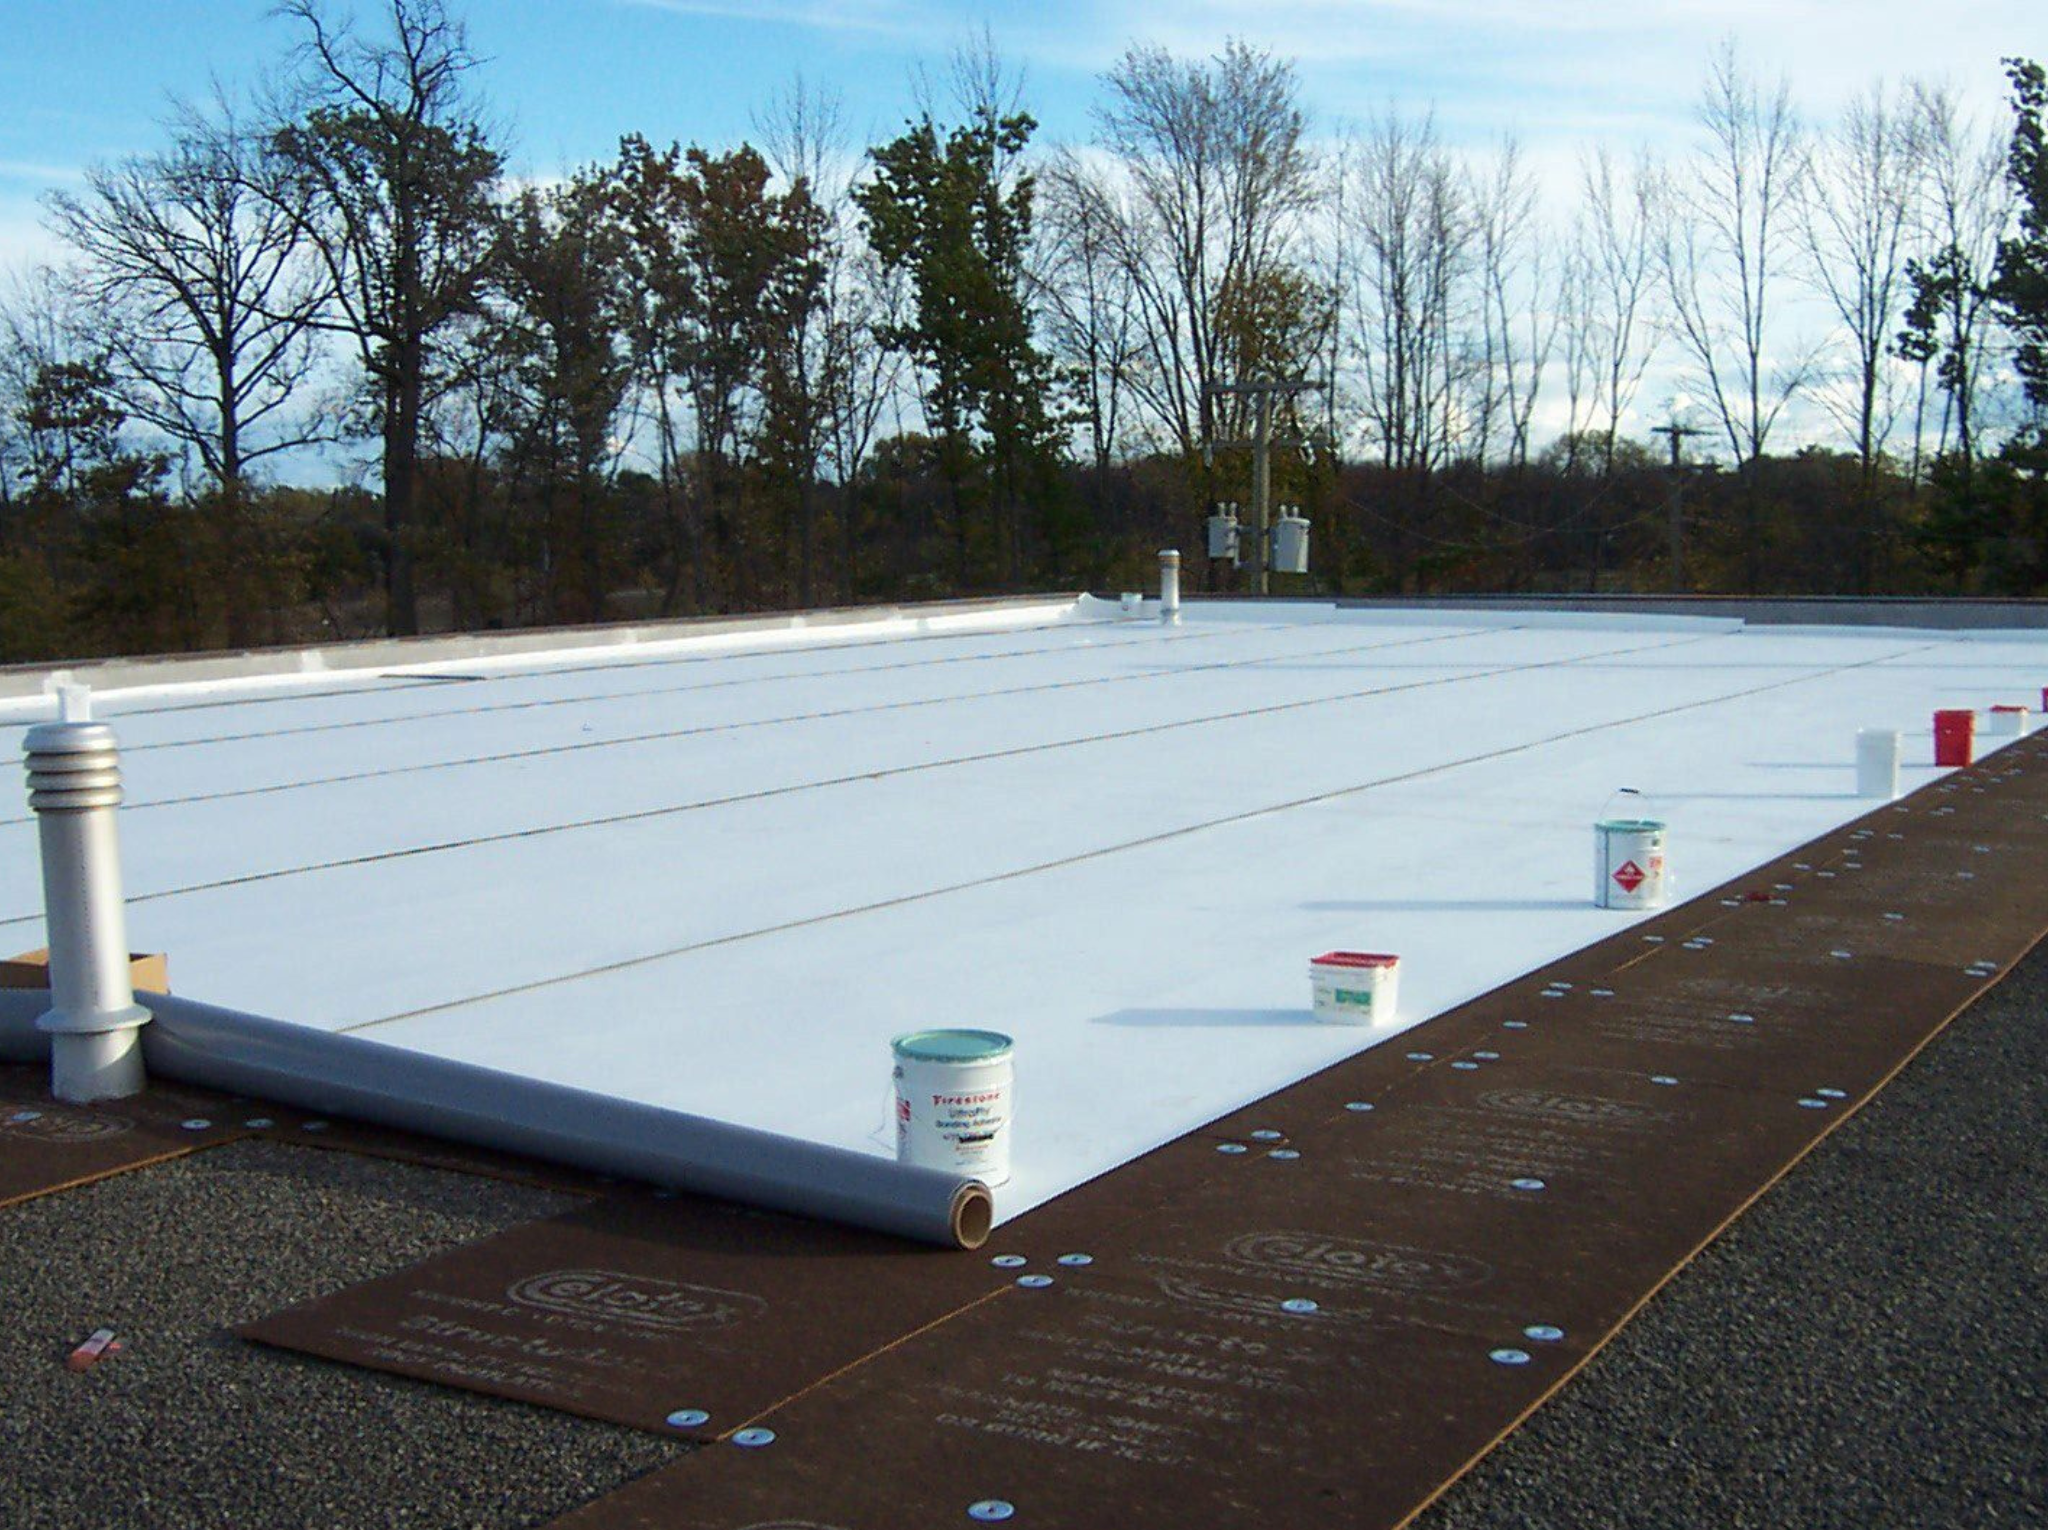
1159,548,1181,625
23,721,151,1102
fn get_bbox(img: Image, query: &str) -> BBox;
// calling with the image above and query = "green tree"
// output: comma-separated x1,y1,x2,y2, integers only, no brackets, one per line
4,352,211,658
857,102,1060,586
491,172,636,624
1992,58,2048,416
611,137,823,611
1905,60,2044,590
1985,58,2048,592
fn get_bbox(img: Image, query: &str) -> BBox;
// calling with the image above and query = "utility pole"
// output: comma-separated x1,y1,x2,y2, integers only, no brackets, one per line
1203,378,1325,595
1650,420,1706,593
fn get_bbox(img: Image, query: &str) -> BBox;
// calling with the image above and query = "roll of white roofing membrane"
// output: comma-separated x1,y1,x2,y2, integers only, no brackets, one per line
0,991,993,1248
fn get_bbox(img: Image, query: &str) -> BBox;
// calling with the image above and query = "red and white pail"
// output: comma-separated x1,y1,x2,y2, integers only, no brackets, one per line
1983,705,2031,741
1309,951,1400,1026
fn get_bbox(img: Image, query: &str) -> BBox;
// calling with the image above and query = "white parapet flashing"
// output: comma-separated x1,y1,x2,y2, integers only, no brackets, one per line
0,594,1092,708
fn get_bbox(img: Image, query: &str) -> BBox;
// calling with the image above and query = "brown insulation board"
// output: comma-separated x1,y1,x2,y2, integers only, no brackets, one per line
0,1066,246,1207
241,1190,1014,1433
544,737,2048,1528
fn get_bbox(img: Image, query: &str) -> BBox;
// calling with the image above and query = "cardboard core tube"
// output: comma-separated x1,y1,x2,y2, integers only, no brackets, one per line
952,1184,995,1249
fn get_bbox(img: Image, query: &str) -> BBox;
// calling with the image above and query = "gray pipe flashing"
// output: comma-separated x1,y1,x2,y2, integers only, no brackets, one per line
0,991,992,1249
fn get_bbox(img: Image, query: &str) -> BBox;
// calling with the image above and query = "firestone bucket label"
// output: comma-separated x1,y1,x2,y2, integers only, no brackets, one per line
891,1032,1013,1186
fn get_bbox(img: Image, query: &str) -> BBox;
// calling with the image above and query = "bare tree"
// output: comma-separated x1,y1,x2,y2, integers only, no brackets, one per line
822,243,909,601
1659,42,1810,590
757,76,856,606
270,0,505,636
1093,40,1323,454
1795,81,1920,588
1340,108,1474,478
1467,137,1553,469
1899,81,2014,479
1336,108,1477,589
46,93,329,640
1561,147,1662,475
758,77,908,602
1036,151,1142,476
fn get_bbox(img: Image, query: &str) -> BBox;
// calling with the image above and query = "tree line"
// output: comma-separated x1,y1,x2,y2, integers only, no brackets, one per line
1,1,2044,663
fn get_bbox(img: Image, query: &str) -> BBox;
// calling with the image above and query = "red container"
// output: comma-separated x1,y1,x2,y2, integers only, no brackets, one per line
1933,709,1975,767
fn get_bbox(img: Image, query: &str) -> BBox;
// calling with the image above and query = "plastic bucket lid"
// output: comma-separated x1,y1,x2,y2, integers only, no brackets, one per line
1311,952,1399,968
1595,818,1666,833
892,1029,1013,1064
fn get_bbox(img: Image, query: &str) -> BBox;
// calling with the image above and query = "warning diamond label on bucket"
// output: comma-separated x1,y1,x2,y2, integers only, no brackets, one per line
1612,860,1647,893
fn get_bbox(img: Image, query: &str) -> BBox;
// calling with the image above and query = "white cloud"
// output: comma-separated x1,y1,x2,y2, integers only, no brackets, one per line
0,219,63,285
0,160,81,184
619,0,932,41
1034,1,2027,141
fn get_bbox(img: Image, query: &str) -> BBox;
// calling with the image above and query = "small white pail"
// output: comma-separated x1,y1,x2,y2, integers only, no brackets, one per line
1982,705,2031,740
1595,793,1668,910
1856,728,1901,799
1309,952,1400,1026
1119,592,1143,616
893,1029,1013,1186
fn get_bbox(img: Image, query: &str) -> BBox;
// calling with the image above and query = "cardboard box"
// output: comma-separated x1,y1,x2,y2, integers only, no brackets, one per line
0,949,169,994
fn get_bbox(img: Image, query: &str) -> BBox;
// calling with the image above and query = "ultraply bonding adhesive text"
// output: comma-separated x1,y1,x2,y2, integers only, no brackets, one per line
892,1029,1013,1186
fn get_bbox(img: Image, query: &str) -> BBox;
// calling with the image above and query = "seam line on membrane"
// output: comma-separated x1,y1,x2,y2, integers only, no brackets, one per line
338,637,1942,1034
0,627,1702,929
64,625,1499,818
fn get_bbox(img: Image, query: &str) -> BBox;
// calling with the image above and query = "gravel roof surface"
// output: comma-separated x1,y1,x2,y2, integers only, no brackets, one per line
0,1149,687,1528
2,945,2042,1529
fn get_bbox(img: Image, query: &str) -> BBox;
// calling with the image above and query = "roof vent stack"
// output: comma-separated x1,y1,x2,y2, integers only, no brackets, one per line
23,720,151,1101
1159,548,1181,626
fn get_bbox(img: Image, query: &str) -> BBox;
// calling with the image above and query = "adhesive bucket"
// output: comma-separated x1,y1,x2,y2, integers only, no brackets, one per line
1983,705,2030,740
1933,709,1974,767
1595,818,1668,910
1309,952,1400,1026
1856,728,1901,799
892,1030,1013,1186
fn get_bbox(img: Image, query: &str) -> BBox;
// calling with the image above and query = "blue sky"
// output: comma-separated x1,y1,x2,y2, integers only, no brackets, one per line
2,1,2033,270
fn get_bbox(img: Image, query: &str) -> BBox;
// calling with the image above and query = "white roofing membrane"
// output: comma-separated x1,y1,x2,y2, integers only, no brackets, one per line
1,598,2040,1223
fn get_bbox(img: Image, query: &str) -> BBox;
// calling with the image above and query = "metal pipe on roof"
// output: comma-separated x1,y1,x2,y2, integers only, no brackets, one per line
1159,548,1181,625
22,721,152,1102
0,991,992,1248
